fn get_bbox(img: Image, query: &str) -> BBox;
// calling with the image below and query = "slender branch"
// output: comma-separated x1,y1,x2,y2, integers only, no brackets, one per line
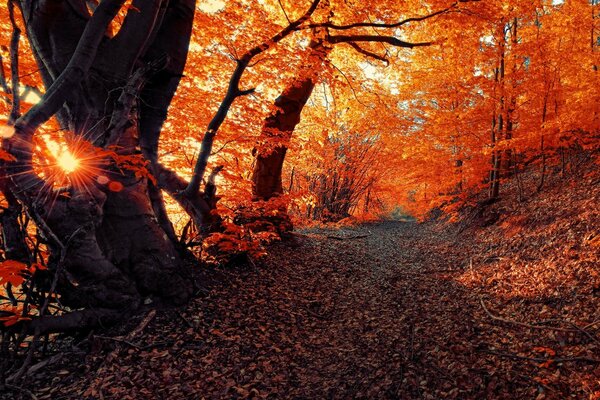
8,0,21,124
303,2,465,31
346,42,389,63
329,35,432,48
277,0,291,24
94,335,172,350
328,61,368,108
184,0,322,196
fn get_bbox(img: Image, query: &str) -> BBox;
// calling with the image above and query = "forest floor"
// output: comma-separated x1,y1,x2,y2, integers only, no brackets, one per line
2,174,599,399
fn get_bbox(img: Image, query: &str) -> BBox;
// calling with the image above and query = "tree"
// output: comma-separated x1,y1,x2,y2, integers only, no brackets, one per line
249,0,479,207
0,0,209,332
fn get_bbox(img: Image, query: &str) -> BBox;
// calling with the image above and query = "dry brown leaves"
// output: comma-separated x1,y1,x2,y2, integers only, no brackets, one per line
2,174,599,400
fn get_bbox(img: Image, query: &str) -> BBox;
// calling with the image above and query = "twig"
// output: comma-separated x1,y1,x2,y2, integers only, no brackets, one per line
96,309,156,361
126,309,156,339
277,0,291,23
88,309,158,393
6,225,74,384
2,383,39,399
584,320,600,331
305,307,328,319
561,320,600,344
327,233,372,240
94,335,142,349
94,335,172,351
479,296,579,333
176,311,194,329
482,349,600,364
6,353,63,382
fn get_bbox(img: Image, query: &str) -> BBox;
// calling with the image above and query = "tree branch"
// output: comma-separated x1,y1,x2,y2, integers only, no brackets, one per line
346,42,389,63
2,0,125,223
328,35,432,48
277,0,291,24
154,163,215,231
105,56,168,146
11,0,125,139
303,1,465,31
138,0,196,165
8,0,21,124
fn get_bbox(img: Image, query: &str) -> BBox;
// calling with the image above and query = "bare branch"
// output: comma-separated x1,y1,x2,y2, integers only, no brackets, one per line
278,0,291,24
329,35,432,48
303,2,463,31
346,42,389,63
328,61,369,108
8,0,21,124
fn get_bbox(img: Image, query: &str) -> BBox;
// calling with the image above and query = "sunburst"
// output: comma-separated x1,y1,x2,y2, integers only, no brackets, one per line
55,150,80,174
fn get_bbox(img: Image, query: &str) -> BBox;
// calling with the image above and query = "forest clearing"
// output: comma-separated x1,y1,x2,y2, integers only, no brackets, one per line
0,0,599,398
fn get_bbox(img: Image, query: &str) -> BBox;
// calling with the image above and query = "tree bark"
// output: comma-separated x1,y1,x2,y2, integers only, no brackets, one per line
251,37,329,201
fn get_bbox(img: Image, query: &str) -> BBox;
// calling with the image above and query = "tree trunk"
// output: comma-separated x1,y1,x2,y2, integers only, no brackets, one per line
0,0,205,329
251,37,329,201
489,25,505,201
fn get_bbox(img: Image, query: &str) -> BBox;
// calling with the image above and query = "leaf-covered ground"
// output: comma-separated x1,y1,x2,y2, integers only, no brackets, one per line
2,177,599,400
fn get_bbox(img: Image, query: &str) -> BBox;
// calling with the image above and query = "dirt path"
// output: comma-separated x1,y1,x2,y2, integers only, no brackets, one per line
5,221,598,399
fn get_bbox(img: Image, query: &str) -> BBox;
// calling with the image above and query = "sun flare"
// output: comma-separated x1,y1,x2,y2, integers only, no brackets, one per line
56,151,80,173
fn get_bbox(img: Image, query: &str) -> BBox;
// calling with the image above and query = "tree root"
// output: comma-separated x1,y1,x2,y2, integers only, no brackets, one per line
479,296,598,338
481,349,600,365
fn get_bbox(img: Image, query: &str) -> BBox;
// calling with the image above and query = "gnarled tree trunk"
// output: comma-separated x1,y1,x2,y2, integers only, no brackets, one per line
0,0,217,331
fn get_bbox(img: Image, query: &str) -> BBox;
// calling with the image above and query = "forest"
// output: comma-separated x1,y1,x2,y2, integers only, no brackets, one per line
0,0,598,398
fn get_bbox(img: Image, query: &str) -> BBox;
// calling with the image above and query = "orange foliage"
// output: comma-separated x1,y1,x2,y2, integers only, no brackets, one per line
0,0,598,226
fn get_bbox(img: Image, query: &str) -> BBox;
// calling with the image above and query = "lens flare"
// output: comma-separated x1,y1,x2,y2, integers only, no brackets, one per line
56,151,79,174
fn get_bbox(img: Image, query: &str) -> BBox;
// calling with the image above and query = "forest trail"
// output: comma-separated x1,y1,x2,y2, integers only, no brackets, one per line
6,218,599,399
